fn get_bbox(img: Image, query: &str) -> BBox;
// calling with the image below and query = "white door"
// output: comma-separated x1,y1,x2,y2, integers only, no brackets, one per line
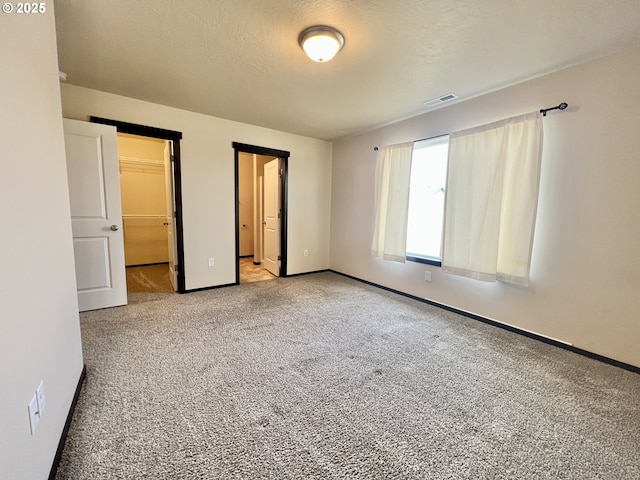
164,141,178,291
263,158,280,276
63,119,127,311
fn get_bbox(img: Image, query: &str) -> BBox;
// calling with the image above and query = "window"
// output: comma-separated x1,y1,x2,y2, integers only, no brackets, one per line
406,135,449,264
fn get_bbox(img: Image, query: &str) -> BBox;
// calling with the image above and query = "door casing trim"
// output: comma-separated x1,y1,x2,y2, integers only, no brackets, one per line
232,142,289,285
90,116,186,293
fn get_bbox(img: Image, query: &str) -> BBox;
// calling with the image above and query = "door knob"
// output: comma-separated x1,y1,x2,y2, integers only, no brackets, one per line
110,225,119,231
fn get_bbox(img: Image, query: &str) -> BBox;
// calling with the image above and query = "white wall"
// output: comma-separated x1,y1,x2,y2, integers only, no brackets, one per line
330,45,640,368
61,84,333,289
0,3,85,479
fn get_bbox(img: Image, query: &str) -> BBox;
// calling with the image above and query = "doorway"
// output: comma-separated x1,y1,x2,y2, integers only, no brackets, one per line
233,142,290,285
117,133,175,294
90,117,186,293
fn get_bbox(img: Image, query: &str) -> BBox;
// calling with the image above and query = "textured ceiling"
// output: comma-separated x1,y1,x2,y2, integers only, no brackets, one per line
54,0,640,140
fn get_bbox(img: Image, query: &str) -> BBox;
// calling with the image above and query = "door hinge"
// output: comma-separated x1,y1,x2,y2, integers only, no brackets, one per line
174,264,179,273
278,211,281,219
277,255,281,261
170,155,175,162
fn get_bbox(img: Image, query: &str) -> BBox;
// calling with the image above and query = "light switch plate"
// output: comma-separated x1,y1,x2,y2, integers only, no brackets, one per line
36,381,46,415
28,394,39,435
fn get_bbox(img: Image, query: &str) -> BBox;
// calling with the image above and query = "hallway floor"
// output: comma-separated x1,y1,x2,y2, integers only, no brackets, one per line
240,257,276,284
126,259,276,293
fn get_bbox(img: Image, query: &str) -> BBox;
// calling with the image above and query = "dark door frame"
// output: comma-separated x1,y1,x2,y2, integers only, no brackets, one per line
232,142,289,285
90,116,186,293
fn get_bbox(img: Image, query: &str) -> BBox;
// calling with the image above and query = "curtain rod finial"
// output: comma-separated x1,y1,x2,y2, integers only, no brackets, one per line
540,102,568,117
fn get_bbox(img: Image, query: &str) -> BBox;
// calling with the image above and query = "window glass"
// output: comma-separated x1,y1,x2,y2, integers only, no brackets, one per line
406,136,449,262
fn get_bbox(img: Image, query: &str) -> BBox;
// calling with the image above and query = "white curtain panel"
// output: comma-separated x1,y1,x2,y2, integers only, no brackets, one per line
371,142,414,263
442,111,543,286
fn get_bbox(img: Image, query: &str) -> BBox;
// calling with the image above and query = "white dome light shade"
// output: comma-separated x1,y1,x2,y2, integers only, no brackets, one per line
298,26,345,63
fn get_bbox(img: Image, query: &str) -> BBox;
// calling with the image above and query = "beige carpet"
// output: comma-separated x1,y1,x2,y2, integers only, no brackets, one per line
55,272,640,479
126,263,174,293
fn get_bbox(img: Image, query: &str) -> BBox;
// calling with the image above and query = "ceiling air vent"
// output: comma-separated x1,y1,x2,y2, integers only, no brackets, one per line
423,93,459,108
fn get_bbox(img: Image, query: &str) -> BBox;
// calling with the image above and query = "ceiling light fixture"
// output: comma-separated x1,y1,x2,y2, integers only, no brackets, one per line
298,25,344,63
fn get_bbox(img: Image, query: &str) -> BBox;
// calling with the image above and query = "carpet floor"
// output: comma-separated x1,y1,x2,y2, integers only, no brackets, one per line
55,272,640,479
126,264,174,294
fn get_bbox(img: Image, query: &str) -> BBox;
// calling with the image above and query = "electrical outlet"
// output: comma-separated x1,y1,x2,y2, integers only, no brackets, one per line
28,394,39,435
208,258,215,267
36,381,46,415
303,249,309,257
424,270,432,282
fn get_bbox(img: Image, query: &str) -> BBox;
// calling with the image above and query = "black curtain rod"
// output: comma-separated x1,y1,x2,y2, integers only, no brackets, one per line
540,102,568,117
373,102,569,151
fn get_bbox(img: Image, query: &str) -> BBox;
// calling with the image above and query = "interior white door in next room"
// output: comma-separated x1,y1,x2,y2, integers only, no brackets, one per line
164,140,178,291
263,157,281,277
63,118,127,311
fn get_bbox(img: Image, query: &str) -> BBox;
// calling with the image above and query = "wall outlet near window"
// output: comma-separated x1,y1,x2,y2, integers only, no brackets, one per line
303,249,309,257
424,271,432,282
208,258,215,267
